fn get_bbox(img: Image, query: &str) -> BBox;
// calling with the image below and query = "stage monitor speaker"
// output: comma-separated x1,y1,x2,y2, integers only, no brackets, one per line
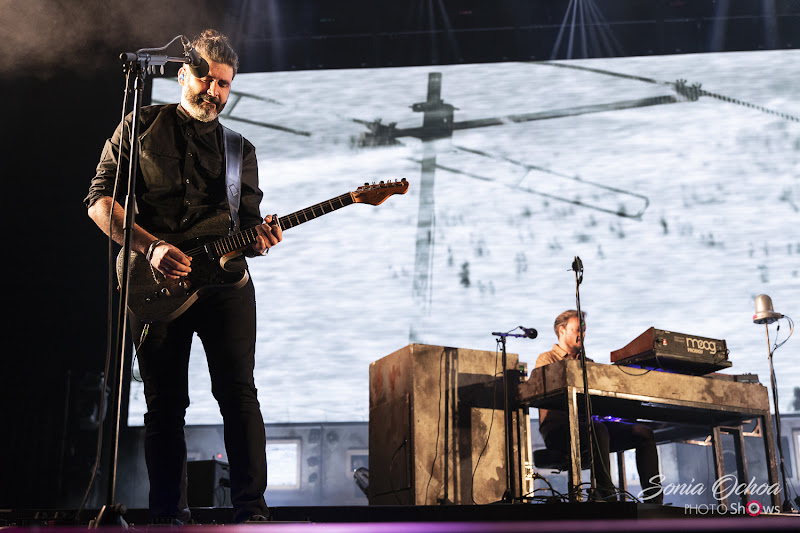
187,459,232,508
368,344,531,505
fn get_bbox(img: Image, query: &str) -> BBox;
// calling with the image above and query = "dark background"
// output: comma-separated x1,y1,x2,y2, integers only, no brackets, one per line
2,0,798,511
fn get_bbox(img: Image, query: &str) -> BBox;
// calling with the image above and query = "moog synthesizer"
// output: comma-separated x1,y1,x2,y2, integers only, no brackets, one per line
611,327,732,375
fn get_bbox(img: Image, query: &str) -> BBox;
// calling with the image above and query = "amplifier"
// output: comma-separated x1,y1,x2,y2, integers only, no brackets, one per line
187,459,231,508
611,327,732,375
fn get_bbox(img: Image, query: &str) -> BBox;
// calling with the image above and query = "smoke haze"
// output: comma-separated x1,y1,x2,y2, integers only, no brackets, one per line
0,0,226,79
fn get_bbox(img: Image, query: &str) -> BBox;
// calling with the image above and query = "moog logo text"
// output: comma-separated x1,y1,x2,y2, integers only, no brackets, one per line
686,337,716,355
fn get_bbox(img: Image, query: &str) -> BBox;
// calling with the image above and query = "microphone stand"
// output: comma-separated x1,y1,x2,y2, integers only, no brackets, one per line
491,330,530,504
572,257,598,501
763,321,798,513
90,38,190,528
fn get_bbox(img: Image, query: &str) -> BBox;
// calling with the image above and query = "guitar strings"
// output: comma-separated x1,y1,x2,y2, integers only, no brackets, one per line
173,190,360,257
181,226,261,258
281,193,353,229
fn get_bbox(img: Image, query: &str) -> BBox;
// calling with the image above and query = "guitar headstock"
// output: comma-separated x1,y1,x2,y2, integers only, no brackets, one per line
353,178,409,205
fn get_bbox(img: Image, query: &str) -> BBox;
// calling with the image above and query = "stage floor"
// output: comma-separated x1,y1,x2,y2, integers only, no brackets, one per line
2,504,798,532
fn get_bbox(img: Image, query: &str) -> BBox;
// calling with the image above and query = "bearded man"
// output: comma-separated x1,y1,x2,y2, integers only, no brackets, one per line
85,29,280,524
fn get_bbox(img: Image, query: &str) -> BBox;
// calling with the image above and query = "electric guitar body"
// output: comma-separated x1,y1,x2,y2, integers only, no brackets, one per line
118,213,249,324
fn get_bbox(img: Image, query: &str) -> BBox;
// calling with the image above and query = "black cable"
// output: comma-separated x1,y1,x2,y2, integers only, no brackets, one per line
130,325,149,384
615,364,654,376
696,86,800,122
522,472,568,502
766,317,798,512
387,439,408,504
470,344,501,504
423,348,446,505
572,257,602,500
541,61,800,124
75,67,135,523
571,257,630,502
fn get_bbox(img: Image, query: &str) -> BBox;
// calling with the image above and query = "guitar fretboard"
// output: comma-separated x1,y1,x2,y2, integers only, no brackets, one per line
279,192,355,230
193,192,356,258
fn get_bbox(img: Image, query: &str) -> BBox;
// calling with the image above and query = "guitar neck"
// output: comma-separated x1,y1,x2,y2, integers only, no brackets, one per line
209,192,355,257
278,192,355,231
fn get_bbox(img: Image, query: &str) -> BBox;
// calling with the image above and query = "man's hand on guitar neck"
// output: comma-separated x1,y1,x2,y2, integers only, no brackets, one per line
251,214,283,256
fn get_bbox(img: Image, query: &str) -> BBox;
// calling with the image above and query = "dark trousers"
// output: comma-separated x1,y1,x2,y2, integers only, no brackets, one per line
130,277,268,523
540,418,662,503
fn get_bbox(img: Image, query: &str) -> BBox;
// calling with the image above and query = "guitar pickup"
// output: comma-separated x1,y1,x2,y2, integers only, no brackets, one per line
203,243,220,261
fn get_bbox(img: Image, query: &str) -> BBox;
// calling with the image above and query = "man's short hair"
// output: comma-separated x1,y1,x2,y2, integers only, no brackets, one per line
192,29,239,77
553,309,586,337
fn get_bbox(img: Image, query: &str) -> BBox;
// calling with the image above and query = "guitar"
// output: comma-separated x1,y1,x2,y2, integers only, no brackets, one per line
118,178,409,323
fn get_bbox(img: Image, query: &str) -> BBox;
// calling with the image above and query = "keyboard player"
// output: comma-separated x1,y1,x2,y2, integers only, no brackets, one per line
535,310,663,503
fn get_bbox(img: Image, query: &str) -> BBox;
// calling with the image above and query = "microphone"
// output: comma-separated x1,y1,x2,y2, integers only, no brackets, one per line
753,294,782,324
519,326,538,339
182,39,209,78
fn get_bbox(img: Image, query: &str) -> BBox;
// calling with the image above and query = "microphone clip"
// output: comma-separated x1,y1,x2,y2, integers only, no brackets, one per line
180,35,210,78
571,256,584,284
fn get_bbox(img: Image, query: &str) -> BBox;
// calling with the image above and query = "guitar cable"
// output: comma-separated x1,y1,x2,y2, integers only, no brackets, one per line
423,348,445,506
469,344,501,505
130,324,150,383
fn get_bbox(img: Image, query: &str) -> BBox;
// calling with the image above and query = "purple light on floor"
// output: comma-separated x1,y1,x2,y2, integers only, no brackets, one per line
593,415,623,422
177,516,800,532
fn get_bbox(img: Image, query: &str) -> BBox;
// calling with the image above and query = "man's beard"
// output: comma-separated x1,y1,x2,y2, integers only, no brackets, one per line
181,86,224,122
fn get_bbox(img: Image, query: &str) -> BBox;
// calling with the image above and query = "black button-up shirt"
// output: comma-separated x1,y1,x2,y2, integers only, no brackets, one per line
85,103,263,235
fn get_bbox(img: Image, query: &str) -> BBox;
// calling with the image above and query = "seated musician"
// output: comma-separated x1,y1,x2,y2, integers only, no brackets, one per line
536,310,663,503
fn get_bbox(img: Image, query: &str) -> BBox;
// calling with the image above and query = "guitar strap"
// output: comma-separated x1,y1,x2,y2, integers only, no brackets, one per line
222,125,243,235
